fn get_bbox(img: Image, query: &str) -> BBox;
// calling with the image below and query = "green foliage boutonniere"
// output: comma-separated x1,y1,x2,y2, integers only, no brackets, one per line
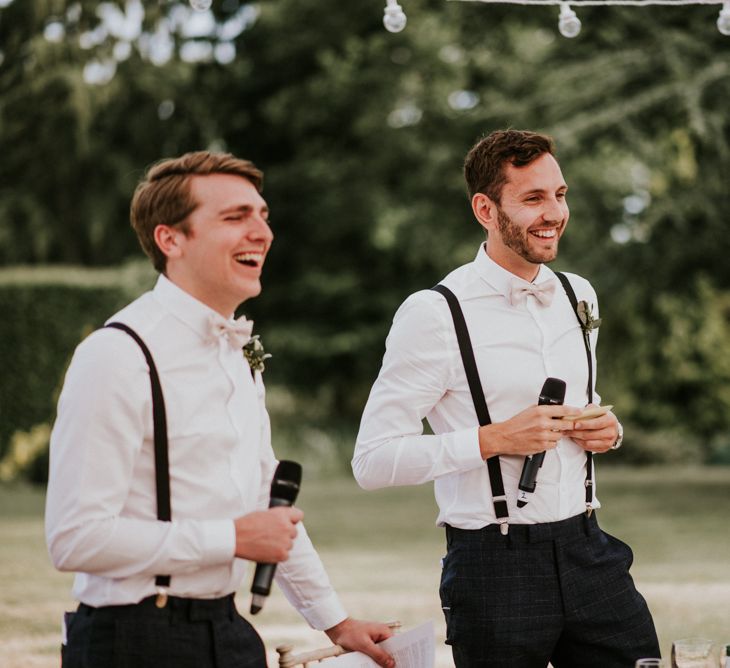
577,300,601,335
243,335,272,373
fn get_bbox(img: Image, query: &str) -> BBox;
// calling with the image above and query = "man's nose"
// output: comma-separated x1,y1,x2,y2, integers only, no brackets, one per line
248,215,274,242
543,197,567,222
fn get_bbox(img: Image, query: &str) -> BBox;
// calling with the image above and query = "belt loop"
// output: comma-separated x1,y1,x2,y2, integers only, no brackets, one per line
582,512,591,536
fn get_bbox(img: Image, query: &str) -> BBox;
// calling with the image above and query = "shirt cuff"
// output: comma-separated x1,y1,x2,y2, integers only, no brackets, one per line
447,426,485,469
295,592,348,631
200,519,236,565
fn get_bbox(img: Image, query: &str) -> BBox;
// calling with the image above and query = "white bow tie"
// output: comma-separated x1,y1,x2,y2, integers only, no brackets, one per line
508,278,557,307
209,314,253,349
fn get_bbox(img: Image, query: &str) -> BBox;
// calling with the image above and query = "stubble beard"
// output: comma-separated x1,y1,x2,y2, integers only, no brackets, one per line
496,207,559,265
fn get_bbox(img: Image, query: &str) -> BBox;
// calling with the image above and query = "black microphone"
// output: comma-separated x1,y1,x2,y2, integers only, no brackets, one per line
516,378,566,509
250,460,302,615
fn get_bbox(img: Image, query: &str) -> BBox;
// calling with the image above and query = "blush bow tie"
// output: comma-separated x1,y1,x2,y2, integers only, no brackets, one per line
508,278,557,307
209,314,253,349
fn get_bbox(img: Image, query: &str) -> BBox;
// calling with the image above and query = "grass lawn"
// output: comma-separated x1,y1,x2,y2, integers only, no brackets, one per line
1,466,729,667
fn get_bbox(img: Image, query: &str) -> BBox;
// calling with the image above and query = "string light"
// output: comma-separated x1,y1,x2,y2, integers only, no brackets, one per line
558,2,581,36
718,2,730,34
384,0,408,32
396,1,730,37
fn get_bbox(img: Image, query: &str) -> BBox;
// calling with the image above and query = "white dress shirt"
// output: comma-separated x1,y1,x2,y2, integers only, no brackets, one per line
353,244,602,529
46,274,347,630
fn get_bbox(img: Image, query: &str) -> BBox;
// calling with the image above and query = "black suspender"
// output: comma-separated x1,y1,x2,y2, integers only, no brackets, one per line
105,322,172,603
431,273,597,524
554,272,595,512
431,285,509,530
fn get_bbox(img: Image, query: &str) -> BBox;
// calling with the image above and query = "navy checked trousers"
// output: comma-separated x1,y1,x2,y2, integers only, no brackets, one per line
440,513,660,667
61,594,267,668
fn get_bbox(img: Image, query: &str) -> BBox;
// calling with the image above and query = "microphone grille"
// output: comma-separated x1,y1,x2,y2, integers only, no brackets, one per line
270,460,302,503
541,377,566,403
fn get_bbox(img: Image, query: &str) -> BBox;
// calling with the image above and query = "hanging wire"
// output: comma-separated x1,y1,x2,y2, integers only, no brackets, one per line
381,0,730,37
453,1,725,5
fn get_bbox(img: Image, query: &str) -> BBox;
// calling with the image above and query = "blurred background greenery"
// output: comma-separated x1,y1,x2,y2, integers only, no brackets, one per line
2,468,730,667
1,2,730,665
1,0,730,475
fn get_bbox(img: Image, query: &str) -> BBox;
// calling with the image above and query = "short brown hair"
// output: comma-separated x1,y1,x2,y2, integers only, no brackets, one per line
131,151,264,272
464,130,555,203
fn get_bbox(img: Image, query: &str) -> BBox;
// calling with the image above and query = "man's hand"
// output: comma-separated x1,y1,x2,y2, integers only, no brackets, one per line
478,404,582,459
233,506,304,562
564,405,620,453
325,618,395,668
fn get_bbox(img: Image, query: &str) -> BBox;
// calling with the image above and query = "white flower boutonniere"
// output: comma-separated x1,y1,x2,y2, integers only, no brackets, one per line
577,300,601,335
243,335,272,373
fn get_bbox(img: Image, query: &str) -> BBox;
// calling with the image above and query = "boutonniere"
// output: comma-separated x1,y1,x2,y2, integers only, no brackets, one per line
577,300,601,334
243,335,272,373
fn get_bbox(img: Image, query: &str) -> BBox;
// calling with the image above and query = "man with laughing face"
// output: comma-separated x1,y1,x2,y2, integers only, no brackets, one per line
46,151,395,668
353,130,659,666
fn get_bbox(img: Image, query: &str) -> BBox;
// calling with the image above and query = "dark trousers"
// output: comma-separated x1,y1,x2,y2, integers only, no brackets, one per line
61,593,267,668
440,513,660,667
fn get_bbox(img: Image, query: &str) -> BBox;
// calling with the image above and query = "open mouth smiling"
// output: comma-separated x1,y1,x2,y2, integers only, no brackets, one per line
234,252,263,268
529,228,558,239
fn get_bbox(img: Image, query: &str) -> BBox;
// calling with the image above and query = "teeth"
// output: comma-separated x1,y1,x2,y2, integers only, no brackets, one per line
531,229,556,238
234,252,261,263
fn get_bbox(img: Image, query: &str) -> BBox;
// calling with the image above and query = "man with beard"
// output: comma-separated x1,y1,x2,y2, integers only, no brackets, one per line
353,130,659,667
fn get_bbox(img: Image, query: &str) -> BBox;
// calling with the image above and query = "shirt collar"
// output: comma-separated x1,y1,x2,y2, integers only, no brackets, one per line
472,242,556,302
153,274,233,342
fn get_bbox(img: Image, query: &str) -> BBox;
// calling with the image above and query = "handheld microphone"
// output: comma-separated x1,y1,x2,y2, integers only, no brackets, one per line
516,378,566,509
250,460,302,615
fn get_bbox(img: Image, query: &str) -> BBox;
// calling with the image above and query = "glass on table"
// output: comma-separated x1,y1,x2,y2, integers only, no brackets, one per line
671,638,715,668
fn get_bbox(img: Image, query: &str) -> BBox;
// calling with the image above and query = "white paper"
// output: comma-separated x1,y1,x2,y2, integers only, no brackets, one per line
322,621,435,668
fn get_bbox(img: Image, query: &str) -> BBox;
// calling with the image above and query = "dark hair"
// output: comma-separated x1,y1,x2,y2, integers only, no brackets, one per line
464,130,556,203
131,151,263,272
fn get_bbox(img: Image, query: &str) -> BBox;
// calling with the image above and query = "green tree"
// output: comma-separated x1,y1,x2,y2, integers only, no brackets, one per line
1,0,730,462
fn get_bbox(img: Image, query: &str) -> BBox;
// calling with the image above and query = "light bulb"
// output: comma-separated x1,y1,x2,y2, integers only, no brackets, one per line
189,0,212,11
718,3,730,36
383,0,407,33
558,3,581,38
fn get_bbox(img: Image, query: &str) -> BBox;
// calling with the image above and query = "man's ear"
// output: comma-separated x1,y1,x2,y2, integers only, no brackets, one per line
471,193,498,235
153,224,184,261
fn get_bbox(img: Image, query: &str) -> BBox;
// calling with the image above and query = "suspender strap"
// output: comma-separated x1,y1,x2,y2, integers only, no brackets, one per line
106,322,171,590
553,273,595,510
431,285,509,523
554,273,593,405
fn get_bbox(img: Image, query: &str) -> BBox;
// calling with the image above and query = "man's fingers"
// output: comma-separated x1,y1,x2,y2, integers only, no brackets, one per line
568,426,614,440
370,646,395,668
357,639,395,668
541,404,583,419
288,507,304,523
573,437,614,452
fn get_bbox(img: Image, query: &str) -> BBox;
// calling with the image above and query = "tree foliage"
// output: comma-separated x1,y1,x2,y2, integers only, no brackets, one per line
1,0,729,462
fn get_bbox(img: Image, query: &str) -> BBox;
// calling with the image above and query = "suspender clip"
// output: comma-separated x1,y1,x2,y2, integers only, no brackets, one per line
499,521,509,536
585,504,594,517
155,586,169,608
